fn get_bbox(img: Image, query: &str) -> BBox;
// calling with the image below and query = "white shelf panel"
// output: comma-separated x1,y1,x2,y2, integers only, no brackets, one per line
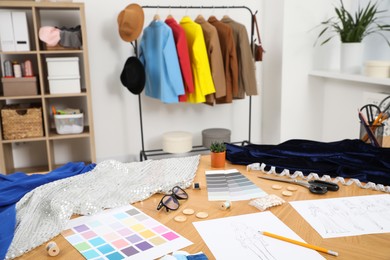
309,70,390,86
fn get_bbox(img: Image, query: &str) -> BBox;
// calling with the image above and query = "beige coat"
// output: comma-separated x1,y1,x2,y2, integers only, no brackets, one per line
221,16,258,98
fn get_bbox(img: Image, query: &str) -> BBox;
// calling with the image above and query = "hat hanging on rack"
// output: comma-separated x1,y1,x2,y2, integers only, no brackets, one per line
117,3,144,42
120,56,145,95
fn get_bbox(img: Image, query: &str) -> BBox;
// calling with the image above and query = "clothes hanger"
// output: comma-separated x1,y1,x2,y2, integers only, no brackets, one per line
166,6,173,19
153,6,160,21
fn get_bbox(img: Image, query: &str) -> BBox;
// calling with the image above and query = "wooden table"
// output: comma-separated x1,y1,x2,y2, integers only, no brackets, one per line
18,155,390,260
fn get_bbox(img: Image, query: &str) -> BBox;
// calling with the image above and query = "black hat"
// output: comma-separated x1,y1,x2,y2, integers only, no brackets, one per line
120,56,145,95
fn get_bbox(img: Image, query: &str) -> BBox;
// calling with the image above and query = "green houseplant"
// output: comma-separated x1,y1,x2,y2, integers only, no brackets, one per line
316,0,390,46
210,141,226,168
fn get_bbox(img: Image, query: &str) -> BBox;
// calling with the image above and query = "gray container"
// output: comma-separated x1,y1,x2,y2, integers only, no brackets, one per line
202,128,231,149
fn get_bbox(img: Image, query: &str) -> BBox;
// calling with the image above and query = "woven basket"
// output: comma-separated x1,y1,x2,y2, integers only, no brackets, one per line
1,105,44,140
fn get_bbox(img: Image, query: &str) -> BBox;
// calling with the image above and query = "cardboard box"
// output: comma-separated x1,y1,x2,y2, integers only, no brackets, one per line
1,77,37,96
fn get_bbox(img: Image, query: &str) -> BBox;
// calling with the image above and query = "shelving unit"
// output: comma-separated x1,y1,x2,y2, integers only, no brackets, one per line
309,70,390,86
0,1,95,174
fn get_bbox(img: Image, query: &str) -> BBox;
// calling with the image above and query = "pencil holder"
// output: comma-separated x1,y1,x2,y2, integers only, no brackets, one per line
359,121,384,147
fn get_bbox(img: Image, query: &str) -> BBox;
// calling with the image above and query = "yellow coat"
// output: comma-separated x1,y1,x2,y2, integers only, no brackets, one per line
180,16,215,103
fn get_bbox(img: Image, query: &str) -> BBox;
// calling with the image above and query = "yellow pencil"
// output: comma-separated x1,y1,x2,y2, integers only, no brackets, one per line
259,231,338,257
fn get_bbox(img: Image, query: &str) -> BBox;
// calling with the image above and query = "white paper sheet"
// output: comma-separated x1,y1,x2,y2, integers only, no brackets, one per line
290,194,390,238
193,211,325,260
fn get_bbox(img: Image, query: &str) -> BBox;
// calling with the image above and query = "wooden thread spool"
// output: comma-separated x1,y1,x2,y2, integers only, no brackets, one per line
221,201,232,210
46,241,60,256
192,182,201,190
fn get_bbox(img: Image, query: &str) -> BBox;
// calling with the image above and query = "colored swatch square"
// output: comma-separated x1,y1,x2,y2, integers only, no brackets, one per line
112,239,129,249
130,223,145,232
126,209,140,216
74,224,89,233
117,228,133,237
106,251,125,260
66,234,84,245
62,229,74,237
82,249,100,259
109,221,124,230
121,246,139,257
81,230,97,240
97,244,115,255
139,229,155,239
89,237,106,247
134,214,148,222
74,241,91,252
162,232,179,241
126,234,142,244
135,241,153,251
88,220,102,228
149,236,166,246
143,218,160,227
103,232,120,241
122,217,137,227
153,225,168,234
114,212,129,219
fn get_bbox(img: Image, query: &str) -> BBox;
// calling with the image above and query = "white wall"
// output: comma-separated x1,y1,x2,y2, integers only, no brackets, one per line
76,0,390,163
78,0,263,162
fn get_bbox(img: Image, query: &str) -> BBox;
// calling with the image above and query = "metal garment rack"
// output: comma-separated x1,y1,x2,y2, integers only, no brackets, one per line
137,5,256,161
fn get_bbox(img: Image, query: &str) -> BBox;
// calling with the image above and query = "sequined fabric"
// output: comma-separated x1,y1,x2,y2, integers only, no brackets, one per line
6,155,200,259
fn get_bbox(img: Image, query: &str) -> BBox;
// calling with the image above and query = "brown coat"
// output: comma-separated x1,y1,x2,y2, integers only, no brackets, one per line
208,16,238,104
221,16,258,98
195,15,226,105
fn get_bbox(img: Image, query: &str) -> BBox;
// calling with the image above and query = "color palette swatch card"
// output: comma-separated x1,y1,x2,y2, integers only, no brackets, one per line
205,169,267,201
61,205,192,260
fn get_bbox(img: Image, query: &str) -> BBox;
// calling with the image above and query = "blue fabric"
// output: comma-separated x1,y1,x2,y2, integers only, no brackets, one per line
139,20,185,104
0,162,96,260
186,253,208,260
226,139,390,185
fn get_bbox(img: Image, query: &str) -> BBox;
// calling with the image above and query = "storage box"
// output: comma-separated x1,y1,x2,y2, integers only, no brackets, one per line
46,57,80,77
364,60,390,78
1,77,37,96
48,75,81,94
1,104,43,140
202,128,231,149
54,113,84,134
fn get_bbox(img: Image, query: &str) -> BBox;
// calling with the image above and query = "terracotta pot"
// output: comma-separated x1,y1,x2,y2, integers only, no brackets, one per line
210,151,226,168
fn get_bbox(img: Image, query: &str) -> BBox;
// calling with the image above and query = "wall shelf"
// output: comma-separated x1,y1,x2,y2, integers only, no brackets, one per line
309,70,390,86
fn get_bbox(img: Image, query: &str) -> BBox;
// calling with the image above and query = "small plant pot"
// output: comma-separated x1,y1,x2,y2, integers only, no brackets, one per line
211,151,226,168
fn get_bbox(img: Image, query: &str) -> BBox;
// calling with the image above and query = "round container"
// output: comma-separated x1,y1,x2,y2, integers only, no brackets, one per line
364,60,390,78
162,131,192,154
202,128,231,149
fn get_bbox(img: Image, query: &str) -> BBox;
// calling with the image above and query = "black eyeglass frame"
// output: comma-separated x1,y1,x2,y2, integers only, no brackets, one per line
156,186,188,212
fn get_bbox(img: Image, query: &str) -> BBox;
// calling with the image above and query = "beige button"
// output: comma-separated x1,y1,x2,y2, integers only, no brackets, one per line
182,208,195,215
196,212,209,219
287,186,298,191
282,190,293,197
272,184,283,190
174,215,187,222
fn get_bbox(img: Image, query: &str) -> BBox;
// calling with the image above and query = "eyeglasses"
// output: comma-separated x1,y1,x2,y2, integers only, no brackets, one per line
157,186,188,212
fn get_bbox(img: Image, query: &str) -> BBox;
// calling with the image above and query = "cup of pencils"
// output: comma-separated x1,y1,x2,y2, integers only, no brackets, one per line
359,121,384,147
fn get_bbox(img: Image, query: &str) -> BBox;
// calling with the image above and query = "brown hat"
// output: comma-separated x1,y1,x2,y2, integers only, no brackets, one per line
117,4,144,42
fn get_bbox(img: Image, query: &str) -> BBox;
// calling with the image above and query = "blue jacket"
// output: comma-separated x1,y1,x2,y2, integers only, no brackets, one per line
139,21,185,103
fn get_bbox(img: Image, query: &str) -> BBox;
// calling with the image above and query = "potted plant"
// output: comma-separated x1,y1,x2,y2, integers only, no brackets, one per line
315,0,390,73
210,141,226,168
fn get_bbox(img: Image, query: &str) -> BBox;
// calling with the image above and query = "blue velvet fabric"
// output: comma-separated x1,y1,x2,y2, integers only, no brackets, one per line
0,162,96,260
226,139,390,185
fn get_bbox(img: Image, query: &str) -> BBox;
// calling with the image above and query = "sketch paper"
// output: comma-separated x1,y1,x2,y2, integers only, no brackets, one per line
205,169,267,201
193,211,325,260
290,194,390,238
61,205,192,260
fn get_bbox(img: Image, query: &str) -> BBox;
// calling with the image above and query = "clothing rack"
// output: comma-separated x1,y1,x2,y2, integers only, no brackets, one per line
136,5,256,161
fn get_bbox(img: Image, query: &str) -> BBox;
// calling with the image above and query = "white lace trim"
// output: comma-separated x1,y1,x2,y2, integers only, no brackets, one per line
247,162,390,193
